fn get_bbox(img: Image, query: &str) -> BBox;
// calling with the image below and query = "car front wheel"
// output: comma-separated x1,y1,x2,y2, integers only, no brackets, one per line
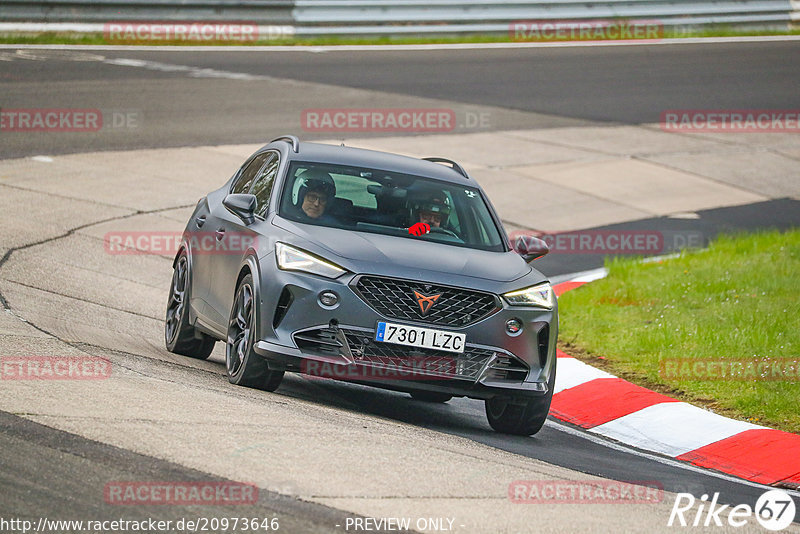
226,273,284,391
484,367,555,436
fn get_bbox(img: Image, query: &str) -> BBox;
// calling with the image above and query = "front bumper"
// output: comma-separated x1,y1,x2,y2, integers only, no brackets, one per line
254,267,557,400
254,334,550,400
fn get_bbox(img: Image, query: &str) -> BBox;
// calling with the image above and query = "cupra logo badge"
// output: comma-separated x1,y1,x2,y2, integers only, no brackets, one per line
413,290,441,315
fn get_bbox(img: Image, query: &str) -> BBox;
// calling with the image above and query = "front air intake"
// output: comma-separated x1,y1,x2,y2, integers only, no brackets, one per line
485,353,529,382
293,327,344,357
537,324,550,368
273,287,293,328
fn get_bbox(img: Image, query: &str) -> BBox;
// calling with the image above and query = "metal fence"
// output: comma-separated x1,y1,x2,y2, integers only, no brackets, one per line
0,0,796,36
0,1,293,24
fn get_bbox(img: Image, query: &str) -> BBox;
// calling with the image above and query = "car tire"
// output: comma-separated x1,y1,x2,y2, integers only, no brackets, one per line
226,273,284,392
165,253,215,359
410,391,453,403
484,366,556,436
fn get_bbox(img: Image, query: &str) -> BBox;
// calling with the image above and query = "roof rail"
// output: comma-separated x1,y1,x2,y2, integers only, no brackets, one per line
271,135,299,153
422,157,468,179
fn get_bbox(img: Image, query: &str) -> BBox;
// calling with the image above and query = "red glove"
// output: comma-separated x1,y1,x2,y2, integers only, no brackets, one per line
408,222,430,236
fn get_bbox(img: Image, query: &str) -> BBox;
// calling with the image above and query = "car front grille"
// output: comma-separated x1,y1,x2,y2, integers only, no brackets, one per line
352,275,499,327
292,326,530,382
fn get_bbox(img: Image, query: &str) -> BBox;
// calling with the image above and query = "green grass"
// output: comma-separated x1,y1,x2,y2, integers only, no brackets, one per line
557,229,800,434
0,26,798,46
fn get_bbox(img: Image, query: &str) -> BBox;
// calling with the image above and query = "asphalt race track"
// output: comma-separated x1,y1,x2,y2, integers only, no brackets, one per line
1,41,799,532
2,40,800,157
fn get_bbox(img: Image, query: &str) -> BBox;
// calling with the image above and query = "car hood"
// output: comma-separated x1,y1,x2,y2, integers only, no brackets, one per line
274,219,533,283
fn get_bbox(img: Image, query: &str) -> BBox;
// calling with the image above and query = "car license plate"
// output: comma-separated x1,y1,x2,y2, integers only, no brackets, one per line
375,322,466,354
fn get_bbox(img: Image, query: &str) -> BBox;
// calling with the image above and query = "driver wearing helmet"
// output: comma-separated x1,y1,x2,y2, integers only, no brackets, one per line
413,194,451,229
296,169,336,220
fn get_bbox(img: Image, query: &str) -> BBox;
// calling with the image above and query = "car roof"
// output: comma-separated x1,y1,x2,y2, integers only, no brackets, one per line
267,140,474,186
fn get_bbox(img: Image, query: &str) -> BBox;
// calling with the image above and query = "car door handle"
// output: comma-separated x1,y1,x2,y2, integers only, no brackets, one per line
215,228,226,240
195,215,206,228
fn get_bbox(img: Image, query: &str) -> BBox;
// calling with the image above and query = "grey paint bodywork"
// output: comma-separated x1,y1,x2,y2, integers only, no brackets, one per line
177,139,557,401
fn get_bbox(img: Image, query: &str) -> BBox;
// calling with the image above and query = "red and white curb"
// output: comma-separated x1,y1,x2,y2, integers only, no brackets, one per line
551,268,800,488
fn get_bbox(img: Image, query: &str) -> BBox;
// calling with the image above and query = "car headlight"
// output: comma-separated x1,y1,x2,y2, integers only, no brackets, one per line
275,242,346,279
503,283,554,309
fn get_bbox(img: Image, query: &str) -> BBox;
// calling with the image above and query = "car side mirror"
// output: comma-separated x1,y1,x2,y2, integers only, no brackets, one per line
223,194,257,225
514,235,549,262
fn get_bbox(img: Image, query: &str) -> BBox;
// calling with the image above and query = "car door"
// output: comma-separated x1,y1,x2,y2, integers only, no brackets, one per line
184,195,214,324
206,151,280,330
198,151,273,332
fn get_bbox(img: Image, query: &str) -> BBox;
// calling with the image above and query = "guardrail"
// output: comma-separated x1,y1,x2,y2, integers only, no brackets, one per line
294,0,795,35
0,0,795,36
0,1,294,24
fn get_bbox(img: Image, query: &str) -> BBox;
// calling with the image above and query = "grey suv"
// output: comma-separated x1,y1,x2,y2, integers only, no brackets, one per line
165,135,557,435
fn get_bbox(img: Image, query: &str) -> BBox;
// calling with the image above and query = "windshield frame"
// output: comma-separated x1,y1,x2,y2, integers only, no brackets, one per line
276,160,509,253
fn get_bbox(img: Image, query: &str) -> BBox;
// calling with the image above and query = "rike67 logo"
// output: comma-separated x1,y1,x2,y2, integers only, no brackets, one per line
668,489,796,531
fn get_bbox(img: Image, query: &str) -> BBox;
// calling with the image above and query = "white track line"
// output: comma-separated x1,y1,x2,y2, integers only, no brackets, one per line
550,267,608,285
568,269,610,283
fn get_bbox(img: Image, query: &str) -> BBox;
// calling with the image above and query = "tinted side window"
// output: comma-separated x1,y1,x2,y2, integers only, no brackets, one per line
231,152,270,195
251,152,279,218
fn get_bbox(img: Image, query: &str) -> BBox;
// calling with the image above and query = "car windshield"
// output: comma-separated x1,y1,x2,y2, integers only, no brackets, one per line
278,161,506,252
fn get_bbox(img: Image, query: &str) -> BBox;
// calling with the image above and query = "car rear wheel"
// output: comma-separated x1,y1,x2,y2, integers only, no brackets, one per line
484,367,556,436
410,391,453,403
165,253,215,359
226,273,284,391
